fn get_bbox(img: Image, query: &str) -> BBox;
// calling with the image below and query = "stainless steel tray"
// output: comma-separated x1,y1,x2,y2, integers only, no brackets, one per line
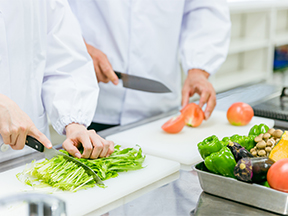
193,162,288,215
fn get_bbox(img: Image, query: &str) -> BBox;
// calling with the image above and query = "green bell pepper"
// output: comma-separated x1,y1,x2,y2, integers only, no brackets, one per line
220,136,230,146
229,134,256,151
259,181,270,188
204,146,236,178
241,135,256,151
197,135,223,159
248,124,269,136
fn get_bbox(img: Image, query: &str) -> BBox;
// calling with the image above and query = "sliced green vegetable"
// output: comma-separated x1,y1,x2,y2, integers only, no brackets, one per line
17,145,145,192
17,156,95,192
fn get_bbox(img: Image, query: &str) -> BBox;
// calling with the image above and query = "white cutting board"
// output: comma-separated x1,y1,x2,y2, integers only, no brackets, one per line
0,155,180,216
106,110,274,170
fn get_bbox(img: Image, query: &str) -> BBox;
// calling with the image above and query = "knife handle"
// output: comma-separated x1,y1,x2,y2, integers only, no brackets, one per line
114,71,122,79
25,135,45,152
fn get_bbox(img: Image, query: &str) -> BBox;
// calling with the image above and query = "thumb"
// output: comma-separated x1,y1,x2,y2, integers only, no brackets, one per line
28,126,52,148
62,139,82,159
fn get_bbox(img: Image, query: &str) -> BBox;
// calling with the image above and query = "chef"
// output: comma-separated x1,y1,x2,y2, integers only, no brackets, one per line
68,0,231,131
0,0,113,159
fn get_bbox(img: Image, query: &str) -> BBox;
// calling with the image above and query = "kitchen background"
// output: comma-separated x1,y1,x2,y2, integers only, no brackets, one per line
48,0,288,145
1,0,288,215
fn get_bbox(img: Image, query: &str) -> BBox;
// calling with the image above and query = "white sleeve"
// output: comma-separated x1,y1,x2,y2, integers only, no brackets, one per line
42,0,99,135
180,0,231,75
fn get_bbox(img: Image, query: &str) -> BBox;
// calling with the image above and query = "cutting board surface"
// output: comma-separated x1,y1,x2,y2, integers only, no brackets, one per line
0,155,179,216
106,110,274,168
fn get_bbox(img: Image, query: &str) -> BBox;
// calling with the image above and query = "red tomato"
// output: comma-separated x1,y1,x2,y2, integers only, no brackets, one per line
180,103,204,127
161,114,185,134
226,102,254,126
267,158,288,193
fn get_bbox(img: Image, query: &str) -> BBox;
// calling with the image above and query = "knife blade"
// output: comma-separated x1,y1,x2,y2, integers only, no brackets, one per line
114,71,171,93
25,135,104,185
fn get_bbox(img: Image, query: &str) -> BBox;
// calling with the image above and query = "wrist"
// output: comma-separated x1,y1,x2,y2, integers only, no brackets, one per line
188,69,210,79
65,123,86,135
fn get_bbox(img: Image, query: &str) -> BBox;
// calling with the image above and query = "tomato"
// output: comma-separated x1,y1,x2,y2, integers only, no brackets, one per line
161,114,185,134
267,158,288,193
226,102,254,126
180,103,204,127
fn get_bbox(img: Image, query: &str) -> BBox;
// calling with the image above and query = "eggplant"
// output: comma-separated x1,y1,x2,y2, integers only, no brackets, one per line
227,142,254,162
234,157,275,183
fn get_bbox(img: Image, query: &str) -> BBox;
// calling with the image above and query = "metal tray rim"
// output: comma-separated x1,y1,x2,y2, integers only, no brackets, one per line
192,161,288,215
192,161,288,195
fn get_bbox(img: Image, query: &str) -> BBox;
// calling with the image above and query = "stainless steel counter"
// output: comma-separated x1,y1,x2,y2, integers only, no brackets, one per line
0,82,286,216
98,82,286,216
106,169,280,216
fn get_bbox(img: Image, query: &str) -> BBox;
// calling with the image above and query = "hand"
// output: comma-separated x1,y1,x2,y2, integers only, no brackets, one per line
62,123,114,159
181,69,216,120
0,94,52,150
85,42,118,85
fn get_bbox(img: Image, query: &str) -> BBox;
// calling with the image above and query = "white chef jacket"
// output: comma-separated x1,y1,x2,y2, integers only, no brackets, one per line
0,0,99,138
68,0,231,125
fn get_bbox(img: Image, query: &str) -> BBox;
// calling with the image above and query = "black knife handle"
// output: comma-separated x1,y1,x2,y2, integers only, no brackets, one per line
25,135,45,152
114,71,122,79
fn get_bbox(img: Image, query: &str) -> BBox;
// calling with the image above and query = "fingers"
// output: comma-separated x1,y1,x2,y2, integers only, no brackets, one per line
88,130,103,159
94,63,105,83
78,132,93,159
64,125,115,159
11,132,26,150
106,141,115,157
87,44,118,85
1,133,10,145
198,87,216,120
198,90,210,109
88,130,112,159
9,132,19,149
28,126,52,148
62,139,82,159
181,89,189,108
98,63,118,85
99,137,112,158
181,84,195,108
182,69,216,120
204,92,216,120
86,130,114,159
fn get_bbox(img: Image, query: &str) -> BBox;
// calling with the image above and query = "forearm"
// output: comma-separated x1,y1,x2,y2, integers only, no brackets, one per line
180,0,231,75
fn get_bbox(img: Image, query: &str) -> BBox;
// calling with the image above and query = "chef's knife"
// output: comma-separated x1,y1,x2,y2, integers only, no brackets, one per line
114,71,171,93
25,135,104,185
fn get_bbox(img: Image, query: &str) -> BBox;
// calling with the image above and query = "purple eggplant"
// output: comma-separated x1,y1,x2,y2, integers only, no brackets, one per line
234,157,275,183
227,142,254,162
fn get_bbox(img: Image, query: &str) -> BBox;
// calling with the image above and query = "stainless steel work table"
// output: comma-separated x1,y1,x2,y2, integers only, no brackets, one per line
98,83,285,216
0,82,285,216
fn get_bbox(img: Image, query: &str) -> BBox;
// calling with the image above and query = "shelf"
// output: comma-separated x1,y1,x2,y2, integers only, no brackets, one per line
229,39,270,54
228,0,288,13
275,7,288,47
213,4,276,92
211,70,267,93
275,32,288,47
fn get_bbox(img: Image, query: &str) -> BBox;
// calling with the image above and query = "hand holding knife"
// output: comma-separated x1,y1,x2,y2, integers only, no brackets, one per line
85,43,171,93
25,135,104,185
